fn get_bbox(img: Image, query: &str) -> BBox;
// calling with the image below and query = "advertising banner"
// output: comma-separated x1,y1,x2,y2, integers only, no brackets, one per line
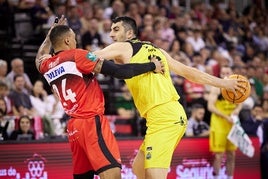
0,137,260,179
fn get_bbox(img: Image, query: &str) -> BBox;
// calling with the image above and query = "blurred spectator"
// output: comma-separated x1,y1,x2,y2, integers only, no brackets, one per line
0,108,9,140
222,26,239,47
0,93,16,141
46,3,66,26
114,82,137,136
29,0,50,34
67,6,82,42
30,80,54,136
207,18,224,45
168,39,189,63
191,51,206,72
139,25,155,42
183,54,206,107
262,99,268,119
203,28,217,49
93,5,105,32
232,53,246,69
242,43,256,63
257,116,268,179
186,27,205,52
45,91,66,137
240,103,264,136
160,17,175,45
0,59,11,88
80,6,93,36
240,78,259,111
100,18,113,46
125,2,142,27
115,82,136,119
185,103,209,137
104,0,125,20
182,41,195,59
9,115,35,140
247,65,264,99
171,13,186,32
6,58,33,94
0,82,14,115
81,18,104,51
8,74,36,117
138,13,154,42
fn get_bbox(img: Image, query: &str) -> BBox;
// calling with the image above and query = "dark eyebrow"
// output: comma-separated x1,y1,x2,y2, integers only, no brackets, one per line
112,26,119,31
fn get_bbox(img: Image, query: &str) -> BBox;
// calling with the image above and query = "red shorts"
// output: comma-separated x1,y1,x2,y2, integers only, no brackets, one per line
67,115,121,175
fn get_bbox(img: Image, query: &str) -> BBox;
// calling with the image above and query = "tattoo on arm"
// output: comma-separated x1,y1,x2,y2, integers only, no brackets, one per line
94,58,103,73
36,37,52,71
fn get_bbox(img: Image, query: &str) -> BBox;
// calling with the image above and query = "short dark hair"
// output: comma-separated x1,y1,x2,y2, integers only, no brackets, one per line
191,103,204,111
13,74,24,82
50,25,71,46
0,81,8,89
112,16,138,36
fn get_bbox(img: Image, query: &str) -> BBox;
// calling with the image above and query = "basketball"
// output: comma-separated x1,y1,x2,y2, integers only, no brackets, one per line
221,74,251,104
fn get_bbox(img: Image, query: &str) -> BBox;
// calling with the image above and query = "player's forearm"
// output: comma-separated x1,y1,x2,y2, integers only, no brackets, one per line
36,36,51,61
35,36,51,69
98,59,155,79
183,67,225,88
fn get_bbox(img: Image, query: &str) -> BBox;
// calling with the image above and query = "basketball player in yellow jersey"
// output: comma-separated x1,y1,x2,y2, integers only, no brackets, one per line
93,16,245,179
208,66,242,179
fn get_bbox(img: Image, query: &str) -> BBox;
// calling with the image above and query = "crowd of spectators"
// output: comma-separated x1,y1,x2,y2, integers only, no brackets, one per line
0,0,268,140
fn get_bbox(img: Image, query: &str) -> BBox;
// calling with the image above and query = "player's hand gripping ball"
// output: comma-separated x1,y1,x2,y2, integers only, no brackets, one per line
221,74,251,104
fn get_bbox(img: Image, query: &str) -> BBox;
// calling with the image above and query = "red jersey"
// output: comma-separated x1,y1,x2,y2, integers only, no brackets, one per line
40,49,105,118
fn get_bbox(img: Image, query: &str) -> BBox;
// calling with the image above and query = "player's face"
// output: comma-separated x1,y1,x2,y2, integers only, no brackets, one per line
194,108,205,121
20,117,31,133
220,67,233,78
110,21,130,42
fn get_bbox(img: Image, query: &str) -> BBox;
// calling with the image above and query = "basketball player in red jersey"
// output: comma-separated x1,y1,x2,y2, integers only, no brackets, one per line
35,16,164,179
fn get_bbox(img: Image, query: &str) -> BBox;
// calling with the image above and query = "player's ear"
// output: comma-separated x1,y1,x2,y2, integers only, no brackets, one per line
65,38,70,45
126,30,134,39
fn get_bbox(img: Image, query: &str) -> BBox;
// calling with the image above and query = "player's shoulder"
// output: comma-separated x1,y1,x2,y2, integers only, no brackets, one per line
113,41,132,47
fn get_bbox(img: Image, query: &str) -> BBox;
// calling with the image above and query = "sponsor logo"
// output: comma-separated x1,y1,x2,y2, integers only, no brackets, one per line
146,152,151,160
146,146,152,151
67,128,79,137
46,66,65,80
0,153,49,179
86,52,97,61
176,158,227,178
25,153,47,178
48,57,59,69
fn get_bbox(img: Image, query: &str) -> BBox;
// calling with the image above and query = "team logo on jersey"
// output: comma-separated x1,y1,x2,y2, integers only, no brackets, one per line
146,146,152,160
86,52,97,61
146,152,151,160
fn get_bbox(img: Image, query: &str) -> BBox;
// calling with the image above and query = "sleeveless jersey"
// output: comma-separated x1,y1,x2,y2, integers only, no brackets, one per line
125,39,179,117
210,94,237,132
40,49,105,118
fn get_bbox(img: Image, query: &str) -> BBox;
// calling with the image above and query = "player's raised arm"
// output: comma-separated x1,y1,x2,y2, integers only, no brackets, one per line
35,16,67,71
161,49,245,95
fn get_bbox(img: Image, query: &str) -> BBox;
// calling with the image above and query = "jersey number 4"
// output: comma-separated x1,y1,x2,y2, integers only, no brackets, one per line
52,78,77,106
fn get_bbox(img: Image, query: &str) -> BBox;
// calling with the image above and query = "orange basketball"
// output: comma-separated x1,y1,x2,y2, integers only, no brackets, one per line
221,74,251,104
